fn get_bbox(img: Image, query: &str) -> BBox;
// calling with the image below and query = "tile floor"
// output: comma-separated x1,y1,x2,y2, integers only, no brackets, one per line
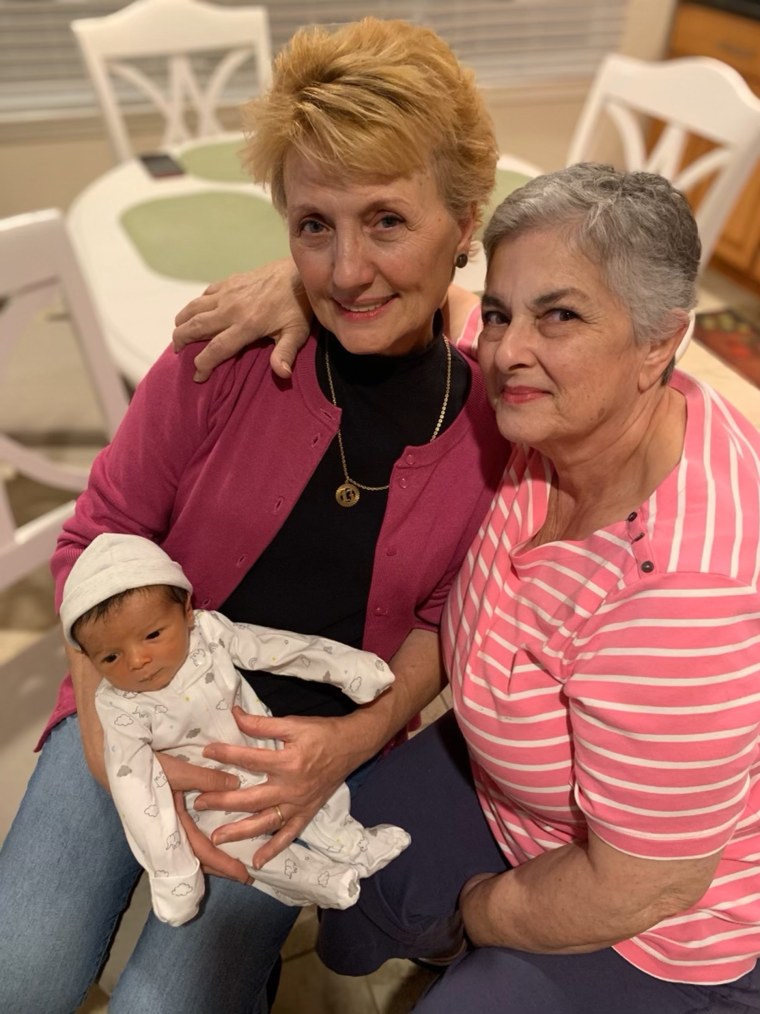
1,266,758,1012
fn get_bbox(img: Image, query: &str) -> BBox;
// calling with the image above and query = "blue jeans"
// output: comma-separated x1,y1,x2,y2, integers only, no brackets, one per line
0,715,298,1014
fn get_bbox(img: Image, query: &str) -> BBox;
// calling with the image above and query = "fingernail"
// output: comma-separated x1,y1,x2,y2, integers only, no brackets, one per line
194,799,207,811
193,371,204,383
279,360,292,377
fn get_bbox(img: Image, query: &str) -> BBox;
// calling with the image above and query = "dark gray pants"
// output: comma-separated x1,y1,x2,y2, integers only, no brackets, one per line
318,712,760,1013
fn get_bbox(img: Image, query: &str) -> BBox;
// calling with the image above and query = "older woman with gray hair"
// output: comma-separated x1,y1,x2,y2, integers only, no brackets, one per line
311,164,760,1012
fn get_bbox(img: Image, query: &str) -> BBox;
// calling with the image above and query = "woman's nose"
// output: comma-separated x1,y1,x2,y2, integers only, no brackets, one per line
493,319,535,371
332,233,374,291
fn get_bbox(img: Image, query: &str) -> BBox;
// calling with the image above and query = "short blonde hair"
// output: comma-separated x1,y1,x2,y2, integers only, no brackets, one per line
241,18,497,225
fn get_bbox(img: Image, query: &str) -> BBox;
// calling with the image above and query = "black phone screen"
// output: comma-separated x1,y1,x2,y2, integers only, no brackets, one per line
138,153,186,178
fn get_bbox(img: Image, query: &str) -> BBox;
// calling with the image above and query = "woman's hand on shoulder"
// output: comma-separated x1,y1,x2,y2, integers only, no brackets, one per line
172,259,312,382
193,708,352,868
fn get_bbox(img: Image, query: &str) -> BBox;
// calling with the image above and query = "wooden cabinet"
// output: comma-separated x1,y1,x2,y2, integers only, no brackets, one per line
667,2,760,287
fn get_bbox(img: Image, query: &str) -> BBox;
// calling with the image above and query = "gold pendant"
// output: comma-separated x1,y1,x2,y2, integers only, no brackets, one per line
336,482,360,508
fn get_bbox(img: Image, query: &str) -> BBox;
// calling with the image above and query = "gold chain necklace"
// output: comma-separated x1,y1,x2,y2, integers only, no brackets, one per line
324,337,453,508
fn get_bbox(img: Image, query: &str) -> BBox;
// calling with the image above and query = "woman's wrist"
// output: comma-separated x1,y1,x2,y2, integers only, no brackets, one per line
332,706,391,775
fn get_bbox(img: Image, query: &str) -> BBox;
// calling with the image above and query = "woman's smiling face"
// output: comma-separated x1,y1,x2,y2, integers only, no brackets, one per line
479,228,654,459
284,151,474,356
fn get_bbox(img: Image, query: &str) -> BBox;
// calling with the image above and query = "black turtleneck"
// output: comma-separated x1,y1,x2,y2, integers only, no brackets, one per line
221,323,469,717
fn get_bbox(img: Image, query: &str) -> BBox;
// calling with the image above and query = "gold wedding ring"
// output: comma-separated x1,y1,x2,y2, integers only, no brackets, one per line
274,804,285,829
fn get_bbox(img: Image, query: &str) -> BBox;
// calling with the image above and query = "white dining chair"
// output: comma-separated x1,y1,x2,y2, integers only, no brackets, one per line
71,0,273,162
496,53,760,271
0,209,129,593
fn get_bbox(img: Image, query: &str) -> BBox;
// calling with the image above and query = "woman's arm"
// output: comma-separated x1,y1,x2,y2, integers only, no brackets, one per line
460,830,721,953
67,644,109,789
172,261,479,380
194,627,444,869
172,259,311,381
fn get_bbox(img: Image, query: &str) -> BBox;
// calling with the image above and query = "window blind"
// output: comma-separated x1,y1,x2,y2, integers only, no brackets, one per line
0,0,627,123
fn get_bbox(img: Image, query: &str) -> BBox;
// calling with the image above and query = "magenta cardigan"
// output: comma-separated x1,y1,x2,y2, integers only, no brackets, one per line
43,333,508,742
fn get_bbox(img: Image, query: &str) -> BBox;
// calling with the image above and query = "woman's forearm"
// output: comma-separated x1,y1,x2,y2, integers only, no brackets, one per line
338,627,445,773
66,644,108,789
461,832,721,954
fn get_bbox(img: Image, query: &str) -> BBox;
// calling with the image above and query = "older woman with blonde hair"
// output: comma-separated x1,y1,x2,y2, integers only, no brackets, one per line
0,19,507,1013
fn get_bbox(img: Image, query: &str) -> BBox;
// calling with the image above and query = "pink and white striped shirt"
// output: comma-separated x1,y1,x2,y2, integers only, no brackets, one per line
444,370,760,984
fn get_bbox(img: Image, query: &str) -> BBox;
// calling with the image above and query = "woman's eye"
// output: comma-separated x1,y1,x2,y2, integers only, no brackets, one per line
377,214,403,230
481,309,508,327
298,219,325,236
547,308,577,322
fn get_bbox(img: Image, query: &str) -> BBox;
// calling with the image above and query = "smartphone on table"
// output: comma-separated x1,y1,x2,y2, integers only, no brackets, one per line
138,152,186,178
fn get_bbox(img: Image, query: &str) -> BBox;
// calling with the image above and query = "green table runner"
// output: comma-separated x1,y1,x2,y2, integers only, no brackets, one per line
120,191,289,283
179,140,249,184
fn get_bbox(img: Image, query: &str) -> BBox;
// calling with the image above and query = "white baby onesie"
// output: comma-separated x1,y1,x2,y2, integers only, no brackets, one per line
95,610,410,926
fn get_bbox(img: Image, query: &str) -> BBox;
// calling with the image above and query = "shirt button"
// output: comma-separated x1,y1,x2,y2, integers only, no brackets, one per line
405,453,415,465
627,512,637,522
374,606,388,617
641,560,654,573
386,547,397,557
399,478,408,489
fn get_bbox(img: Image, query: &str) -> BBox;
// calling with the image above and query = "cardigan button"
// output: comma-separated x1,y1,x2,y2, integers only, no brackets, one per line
641,560,654,573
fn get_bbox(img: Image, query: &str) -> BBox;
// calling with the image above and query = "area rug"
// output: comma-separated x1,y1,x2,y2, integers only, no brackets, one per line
694,309,760,388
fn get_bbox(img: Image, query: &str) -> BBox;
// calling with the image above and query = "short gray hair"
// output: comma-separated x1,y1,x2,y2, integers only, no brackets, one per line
482,163,700,347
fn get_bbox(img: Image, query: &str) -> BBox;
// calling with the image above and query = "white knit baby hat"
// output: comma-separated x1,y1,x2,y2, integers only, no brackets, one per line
60,533,192,648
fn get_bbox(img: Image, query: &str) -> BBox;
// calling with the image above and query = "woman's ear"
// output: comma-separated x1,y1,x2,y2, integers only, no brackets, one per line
639,310,691,391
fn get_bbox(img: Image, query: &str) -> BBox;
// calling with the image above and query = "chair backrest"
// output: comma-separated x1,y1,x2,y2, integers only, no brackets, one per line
0,209,130,591
72,0,273,162
566,53,760,267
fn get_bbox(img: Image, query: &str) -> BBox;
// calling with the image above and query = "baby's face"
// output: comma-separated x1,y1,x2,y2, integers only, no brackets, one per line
77,587,193,692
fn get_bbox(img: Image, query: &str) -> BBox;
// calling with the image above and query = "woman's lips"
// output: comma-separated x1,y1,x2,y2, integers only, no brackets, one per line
333,296,395,320
501,385,548,404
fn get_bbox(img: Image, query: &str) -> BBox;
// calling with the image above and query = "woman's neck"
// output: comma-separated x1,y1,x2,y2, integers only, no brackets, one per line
531,386,686,546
